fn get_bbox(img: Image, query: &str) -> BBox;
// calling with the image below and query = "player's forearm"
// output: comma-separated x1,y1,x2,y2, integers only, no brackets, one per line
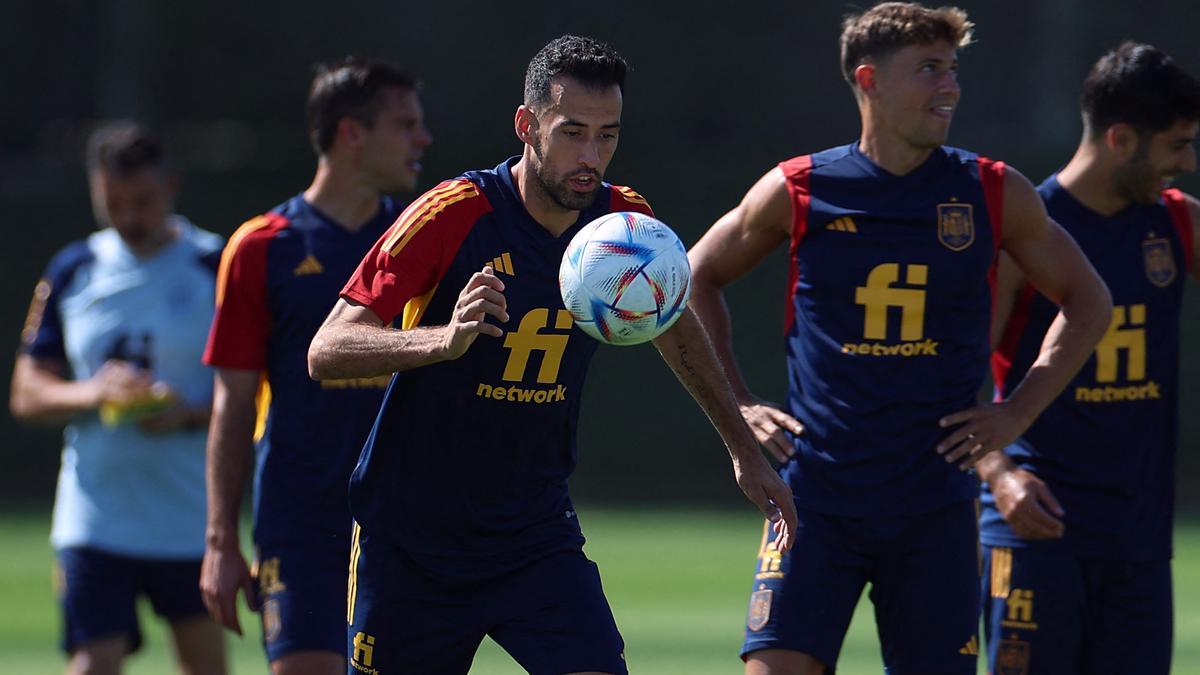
8,356,97,424
1005,285,1111,426
686,278,754,401
205,379,257,550
308,321,450,380
653,309,761,463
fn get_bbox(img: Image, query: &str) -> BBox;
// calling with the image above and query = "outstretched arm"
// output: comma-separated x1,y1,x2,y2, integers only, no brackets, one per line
688,168,802,462
308,267,509,380
653,308,796,551
937,167,1111,467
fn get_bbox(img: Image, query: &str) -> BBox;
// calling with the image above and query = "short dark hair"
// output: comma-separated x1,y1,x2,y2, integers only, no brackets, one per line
307,57,419,154
523,35,628,111
840,2,974,86
1081,42,1200,138
85,122,169,176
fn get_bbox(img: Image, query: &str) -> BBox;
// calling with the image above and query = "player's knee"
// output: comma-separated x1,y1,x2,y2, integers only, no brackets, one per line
270,650,345,675
745,648,828,675
67,638,126,675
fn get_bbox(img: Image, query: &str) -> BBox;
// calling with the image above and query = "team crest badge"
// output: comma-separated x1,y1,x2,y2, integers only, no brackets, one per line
747,589,773,632
996,639,1030,675
1142,237,1176,287
937,203,975,251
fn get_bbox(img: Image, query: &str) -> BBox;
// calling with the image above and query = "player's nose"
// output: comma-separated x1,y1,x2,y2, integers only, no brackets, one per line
579,140,601,169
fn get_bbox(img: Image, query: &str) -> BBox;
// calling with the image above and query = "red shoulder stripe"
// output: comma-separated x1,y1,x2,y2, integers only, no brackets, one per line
779,155,812,334
1162,188,1195,271
382,180,483,256
204,212,288,370
610,185,655,217
978,157,1005,258
990,283,1037,400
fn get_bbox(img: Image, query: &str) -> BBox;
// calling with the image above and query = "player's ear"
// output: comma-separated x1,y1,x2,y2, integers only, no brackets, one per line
514,105,537,146
853,64,877,95
336,117,365,149
1105,123,1139,161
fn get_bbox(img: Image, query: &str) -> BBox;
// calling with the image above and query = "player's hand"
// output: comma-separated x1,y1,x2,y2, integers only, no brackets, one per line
991,466,1065,540
200,543,258,636
734,457,797,552
88,359,155,408
138,396,202,434
936,400,1033,469
737,396,802,463
442,266,509,360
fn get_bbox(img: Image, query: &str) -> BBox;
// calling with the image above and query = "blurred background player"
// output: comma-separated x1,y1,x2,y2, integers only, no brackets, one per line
687,3,1112,674
980,42,1200,674
307,35,794,675
199,58,431,675
10,123,226,675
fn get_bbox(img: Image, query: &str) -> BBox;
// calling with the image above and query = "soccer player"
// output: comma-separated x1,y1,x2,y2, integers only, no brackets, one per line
199,58,431,675
306,35,796,675
10,123,226,675
686,3,1114,674
979,42,1200,674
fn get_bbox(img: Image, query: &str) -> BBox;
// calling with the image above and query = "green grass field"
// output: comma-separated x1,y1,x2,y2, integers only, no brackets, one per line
2,508,1198,674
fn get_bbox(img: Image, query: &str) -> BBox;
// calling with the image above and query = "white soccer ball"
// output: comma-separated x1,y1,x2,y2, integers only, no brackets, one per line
559,211,691,346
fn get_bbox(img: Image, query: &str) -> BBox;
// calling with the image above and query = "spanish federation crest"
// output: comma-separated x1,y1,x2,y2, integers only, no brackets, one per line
747,588,773,632
937,203,975,251
996,639,1030,675
1142,237,1176,287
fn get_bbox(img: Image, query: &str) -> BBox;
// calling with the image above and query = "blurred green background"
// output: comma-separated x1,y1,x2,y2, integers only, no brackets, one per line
3,0,1199,672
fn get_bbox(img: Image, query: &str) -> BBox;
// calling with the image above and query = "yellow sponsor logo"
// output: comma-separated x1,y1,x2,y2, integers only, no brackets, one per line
478,307,574,403
846,263,935,357
1001,588,1038,630
476,382,567,404
1075,382,1162,402
841,339,939,357
1079,304,1160,402
351,632,378,673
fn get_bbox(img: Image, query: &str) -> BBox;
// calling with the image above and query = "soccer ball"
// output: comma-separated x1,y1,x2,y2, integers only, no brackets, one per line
559,211,691,346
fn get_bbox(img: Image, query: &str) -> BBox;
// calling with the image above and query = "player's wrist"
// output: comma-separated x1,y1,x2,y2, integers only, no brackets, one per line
205,525,241,551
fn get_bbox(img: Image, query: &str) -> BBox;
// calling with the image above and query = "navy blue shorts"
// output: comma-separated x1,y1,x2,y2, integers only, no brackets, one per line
741,500,980,674
253,542,349,662
346,524,626,675
55,547,207,654
982,545,1172,675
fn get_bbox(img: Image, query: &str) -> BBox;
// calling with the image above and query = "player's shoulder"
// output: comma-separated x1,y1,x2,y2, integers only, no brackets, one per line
1161,186,1200,213
223,203,294,259
173,216,225,274
607,183,654,216
380,177,493,256
41,237,97,287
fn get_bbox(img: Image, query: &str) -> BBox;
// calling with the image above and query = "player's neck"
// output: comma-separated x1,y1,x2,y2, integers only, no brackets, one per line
120,221,179,258
857,128,934,177
1056,144,1132,217
304,160,382,232
511,156,577,237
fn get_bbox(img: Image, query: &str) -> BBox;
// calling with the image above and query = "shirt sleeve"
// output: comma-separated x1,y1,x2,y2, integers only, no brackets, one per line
21,240,94,361
342,179,491,326
203,214,286,370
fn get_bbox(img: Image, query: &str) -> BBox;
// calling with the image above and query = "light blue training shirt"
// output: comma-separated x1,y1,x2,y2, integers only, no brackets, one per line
22,217,223,558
